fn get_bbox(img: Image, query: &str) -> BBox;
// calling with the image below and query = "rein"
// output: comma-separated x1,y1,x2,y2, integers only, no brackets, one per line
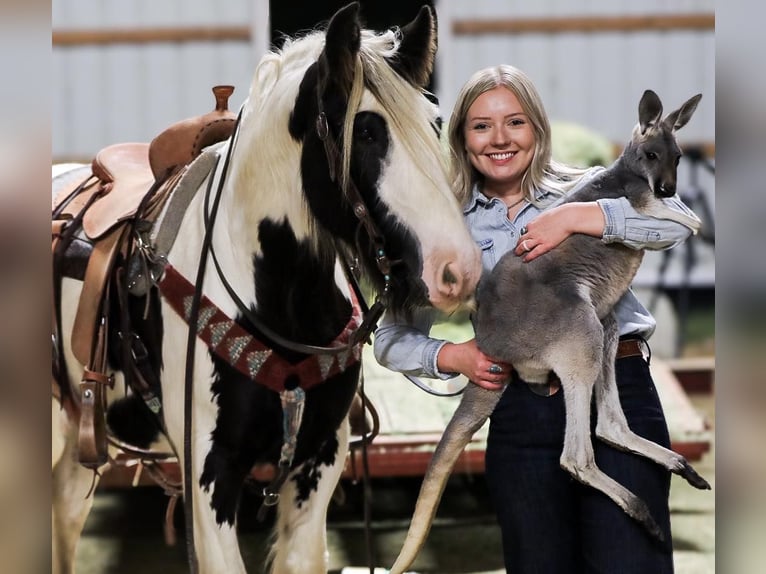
179,104,243,574
203,115,392,358
175,83,398,570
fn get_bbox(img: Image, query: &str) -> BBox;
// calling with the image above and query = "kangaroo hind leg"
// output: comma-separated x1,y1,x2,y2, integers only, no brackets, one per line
593,312,710,492
553,316,665,541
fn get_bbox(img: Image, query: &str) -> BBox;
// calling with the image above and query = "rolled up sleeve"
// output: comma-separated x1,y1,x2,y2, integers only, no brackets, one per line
597,195,696,251
373,309,456,380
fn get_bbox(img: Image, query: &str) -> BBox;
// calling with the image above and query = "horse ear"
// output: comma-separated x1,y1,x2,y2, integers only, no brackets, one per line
663,93,702,132
319,2,362,100
389,5,438,88
638,89,663,134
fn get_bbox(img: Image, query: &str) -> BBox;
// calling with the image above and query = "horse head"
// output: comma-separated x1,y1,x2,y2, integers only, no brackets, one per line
281,3,481,314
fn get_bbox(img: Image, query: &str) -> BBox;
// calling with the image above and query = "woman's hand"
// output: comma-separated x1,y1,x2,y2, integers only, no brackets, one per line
437,339,511,390
515,202,606,262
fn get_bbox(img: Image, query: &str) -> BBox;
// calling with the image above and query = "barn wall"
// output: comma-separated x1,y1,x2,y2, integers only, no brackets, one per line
52,0,714,228
436,0,714,141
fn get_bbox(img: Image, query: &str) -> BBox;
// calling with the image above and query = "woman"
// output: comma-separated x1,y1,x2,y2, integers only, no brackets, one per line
374,65,699,573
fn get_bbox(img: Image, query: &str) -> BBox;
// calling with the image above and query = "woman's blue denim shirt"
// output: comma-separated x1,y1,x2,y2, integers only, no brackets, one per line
373,174,699,379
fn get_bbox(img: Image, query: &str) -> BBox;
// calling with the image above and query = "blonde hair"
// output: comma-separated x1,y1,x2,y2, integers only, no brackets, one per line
448,65,588,207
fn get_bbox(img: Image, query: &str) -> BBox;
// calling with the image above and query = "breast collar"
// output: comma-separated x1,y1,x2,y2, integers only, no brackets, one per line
158,264,363,392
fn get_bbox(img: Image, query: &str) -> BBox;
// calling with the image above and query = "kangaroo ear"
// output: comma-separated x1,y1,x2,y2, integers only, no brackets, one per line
318,2,362,101
664,93,702,132
389,5,438,88
638,90,663,134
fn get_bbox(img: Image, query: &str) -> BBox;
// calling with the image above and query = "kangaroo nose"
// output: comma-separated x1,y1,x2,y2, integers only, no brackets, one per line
659,182,676,196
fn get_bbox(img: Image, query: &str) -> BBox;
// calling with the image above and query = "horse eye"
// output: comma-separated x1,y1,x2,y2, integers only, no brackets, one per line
646,152,657,160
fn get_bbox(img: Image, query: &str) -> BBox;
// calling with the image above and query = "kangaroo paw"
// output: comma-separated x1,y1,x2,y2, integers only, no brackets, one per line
677,459,711,490
626,496,665,542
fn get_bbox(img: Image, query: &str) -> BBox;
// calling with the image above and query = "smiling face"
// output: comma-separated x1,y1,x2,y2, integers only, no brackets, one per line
463,86,536,199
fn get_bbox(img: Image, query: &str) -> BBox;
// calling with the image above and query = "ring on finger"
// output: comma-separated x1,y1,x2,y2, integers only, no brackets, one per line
488,364,503,375
521,239,531,252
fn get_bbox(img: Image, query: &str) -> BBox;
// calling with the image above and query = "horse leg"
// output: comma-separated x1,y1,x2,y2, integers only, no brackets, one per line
268,420,350,574
593,314,710,490
164,383,248,574
190,469,247,574
553,319,664,541
52,400,106,574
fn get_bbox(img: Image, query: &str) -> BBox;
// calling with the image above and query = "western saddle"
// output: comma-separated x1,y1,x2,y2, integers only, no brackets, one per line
52,86,238,468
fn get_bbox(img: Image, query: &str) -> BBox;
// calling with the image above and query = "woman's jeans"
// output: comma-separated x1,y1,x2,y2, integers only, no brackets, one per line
485,353,674,574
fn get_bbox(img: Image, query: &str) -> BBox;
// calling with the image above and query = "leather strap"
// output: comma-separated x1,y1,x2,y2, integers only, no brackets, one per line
616,337,648,360
71,224,128,365
77,294,114,468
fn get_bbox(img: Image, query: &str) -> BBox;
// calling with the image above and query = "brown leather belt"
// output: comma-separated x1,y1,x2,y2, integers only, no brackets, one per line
616,337,648,360
524,337,648,397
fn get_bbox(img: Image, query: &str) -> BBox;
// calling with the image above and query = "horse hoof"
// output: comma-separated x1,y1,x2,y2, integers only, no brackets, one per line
680,460,711,490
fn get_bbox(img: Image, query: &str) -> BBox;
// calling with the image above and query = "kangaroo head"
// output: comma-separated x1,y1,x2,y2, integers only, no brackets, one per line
625,90,702,198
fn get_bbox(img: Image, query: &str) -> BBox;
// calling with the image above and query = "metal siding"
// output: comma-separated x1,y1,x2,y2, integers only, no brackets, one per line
437,16,714,147
53,0,251,27
446,0,715,19
52,1,714,164
52,44,255,157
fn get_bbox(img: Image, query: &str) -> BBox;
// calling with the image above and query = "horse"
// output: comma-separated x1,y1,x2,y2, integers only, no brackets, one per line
51,4,481,573
388,89,711,574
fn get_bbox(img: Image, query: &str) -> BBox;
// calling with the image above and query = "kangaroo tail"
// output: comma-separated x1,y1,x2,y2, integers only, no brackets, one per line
389,384,503,574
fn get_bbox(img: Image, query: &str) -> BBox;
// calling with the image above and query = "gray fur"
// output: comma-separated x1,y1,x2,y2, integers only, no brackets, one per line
389,90,709,574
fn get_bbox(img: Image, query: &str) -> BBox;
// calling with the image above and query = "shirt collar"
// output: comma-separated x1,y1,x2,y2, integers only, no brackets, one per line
462,183,550,214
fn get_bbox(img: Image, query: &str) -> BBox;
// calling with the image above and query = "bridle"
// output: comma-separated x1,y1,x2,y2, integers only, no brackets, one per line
179,85,396,574
179,70,453,574
205,91,399,357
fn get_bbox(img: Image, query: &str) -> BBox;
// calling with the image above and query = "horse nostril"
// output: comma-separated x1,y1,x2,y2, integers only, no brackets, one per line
442,265,458,285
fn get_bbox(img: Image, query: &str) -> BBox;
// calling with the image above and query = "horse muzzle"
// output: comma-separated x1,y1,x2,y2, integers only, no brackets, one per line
425,254,481,313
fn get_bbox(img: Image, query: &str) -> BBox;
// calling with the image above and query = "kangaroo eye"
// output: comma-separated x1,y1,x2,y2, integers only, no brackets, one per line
646,152,658,160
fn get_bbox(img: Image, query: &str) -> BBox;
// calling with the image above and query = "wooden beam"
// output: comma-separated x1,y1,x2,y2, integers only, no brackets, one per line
52,14,714,48
453,14,715,36
52,26,251,47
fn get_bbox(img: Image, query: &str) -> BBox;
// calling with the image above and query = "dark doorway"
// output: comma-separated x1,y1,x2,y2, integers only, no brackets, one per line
269,0,436,49
268,0,438,91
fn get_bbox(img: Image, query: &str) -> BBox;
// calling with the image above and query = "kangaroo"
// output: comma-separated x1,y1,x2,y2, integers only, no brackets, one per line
389,90,711,574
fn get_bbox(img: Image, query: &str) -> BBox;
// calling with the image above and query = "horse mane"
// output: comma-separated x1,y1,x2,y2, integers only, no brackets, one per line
230,24,455,250
355,30,452,202
247,28,448,198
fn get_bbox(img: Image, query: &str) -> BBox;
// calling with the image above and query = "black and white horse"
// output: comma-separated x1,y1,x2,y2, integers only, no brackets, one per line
51,4,481,572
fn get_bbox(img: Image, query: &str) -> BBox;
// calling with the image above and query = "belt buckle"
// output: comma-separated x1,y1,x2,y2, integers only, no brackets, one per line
637,339,651,362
